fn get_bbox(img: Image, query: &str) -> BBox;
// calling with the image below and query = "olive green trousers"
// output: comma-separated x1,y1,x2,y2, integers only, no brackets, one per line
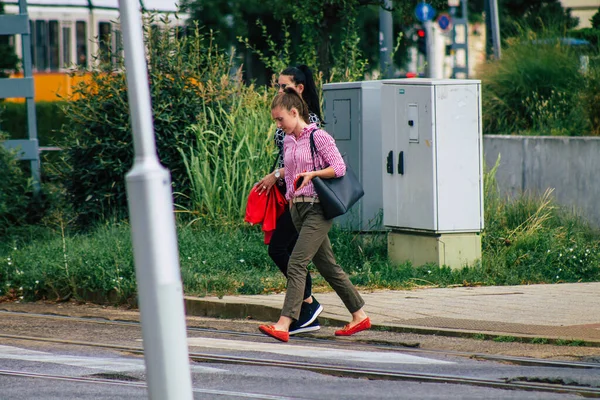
281,202,365,320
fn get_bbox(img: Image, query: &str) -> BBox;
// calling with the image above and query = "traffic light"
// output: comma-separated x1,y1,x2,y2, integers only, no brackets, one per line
417,28,427,54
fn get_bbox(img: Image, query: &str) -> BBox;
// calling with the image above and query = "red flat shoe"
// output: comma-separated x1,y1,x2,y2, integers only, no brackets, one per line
259,325,289,342
335,317,371,336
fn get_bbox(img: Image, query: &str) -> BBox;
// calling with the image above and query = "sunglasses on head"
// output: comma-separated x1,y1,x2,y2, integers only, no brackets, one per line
274,83,292,90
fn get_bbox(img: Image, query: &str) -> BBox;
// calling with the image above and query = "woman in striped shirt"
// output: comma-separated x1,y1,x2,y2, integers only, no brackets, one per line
258,88,371,342
254,66,324,335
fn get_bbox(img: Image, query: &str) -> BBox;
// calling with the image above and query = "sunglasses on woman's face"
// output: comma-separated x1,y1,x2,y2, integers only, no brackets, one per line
274,83,293,90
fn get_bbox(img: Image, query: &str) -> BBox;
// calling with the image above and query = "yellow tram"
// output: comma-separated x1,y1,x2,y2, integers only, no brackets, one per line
3,0,186,102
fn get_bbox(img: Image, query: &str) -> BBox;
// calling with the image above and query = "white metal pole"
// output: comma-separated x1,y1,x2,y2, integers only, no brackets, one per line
117,2,193,399
379,0,394,78
489,0,501,59
424,19,436,78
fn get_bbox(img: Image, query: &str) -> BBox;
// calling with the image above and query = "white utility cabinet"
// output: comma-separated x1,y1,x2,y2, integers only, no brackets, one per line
381,78,484,267
322,80,383,231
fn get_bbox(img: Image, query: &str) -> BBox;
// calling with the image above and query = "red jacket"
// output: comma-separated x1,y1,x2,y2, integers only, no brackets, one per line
245,187,287,244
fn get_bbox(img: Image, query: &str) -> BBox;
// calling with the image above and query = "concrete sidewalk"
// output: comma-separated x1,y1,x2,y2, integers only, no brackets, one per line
185,282,600,345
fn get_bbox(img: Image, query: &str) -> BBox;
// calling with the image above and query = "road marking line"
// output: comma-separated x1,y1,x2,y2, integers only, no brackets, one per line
0,345,224,373
187,338,453,365
192,388,303,399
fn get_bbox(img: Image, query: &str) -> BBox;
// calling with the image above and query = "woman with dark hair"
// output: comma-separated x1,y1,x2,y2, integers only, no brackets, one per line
258,88,370,343
277,66,323,123
254,65,323,335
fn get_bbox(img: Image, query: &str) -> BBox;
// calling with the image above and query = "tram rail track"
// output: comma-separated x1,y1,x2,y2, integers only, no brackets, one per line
0,369,300,399
0,368,146,388
0,331,599,398
1,309,599,371
0,311,600,398
183,352,600,398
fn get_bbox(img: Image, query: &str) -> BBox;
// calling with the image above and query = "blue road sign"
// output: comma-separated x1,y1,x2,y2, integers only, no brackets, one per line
415,2,436,22
437,13,452,31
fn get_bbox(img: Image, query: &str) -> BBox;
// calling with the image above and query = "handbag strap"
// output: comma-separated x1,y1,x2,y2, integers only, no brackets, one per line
308,128,320,172
270,148,282,173
309,129,348,171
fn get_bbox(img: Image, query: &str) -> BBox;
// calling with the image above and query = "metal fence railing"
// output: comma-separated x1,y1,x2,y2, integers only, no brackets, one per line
0,0,40,193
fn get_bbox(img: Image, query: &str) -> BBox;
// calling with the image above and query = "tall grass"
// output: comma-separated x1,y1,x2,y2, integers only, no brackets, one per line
178,80,275,224
479,157,600,284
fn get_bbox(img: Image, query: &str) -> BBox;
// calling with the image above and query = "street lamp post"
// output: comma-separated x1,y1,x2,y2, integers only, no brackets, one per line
489,0,502,59
379,0,394,78
117,1,193,399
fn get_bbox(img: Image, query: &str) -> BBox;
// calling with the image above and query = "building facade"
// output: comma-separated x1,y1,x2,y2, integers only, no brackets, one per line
560,0,599,28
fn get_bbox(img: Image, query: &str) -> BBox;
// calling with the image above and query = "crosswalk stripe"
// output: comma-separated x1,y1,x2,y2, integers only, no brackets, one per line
187,338,453,365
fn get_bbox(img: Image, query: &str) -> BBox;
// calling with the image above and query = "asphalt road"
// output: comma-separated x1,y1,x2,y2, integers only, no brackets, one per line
0,301,598,399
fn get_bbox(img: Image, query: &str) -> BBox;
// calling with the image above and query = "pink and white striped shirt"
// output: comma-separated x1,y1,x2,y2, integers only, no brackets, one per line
283,123,346,201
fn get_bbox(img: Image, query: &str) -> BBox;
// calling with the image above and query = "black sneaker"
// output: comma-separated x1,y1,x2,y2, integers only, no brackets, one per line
289,318,321,335
297,296,323,328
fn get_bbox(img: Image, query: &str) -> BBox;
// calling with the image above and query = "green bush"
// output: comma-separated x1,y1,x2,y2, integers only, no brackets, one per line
582,61,600,136
0,133,33,232
593,7,600,29
59,20,238,227
0,102,67,145
568,28,600,51
479,32,597,136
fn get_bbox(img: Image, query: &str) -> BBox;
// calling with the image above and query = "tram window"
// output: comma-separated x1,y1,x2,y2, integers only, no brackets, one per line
76,21,87,67
62,26,72,68
98,22,112,65
0,34,15,68
34,20,48,71
49,21,59,71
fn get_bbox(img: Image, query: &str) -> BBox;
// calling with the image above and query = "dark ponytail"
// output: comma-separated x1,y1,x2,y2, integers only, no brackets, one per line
280,65,323,123
271,87,310,123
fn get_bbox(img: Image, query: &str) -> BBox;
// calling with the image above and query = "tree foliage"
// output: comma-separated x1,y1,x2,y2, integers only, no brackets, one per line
59,19,240,227
183,0,587,79
180,0,282,83
591,7,600,30
183,0,451,81
498,0,579,36
0,133,33,232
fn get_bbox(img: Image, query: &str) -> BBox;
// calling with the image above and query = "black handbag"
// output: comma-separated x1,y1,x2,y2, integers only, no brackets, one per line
309,130,364,220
